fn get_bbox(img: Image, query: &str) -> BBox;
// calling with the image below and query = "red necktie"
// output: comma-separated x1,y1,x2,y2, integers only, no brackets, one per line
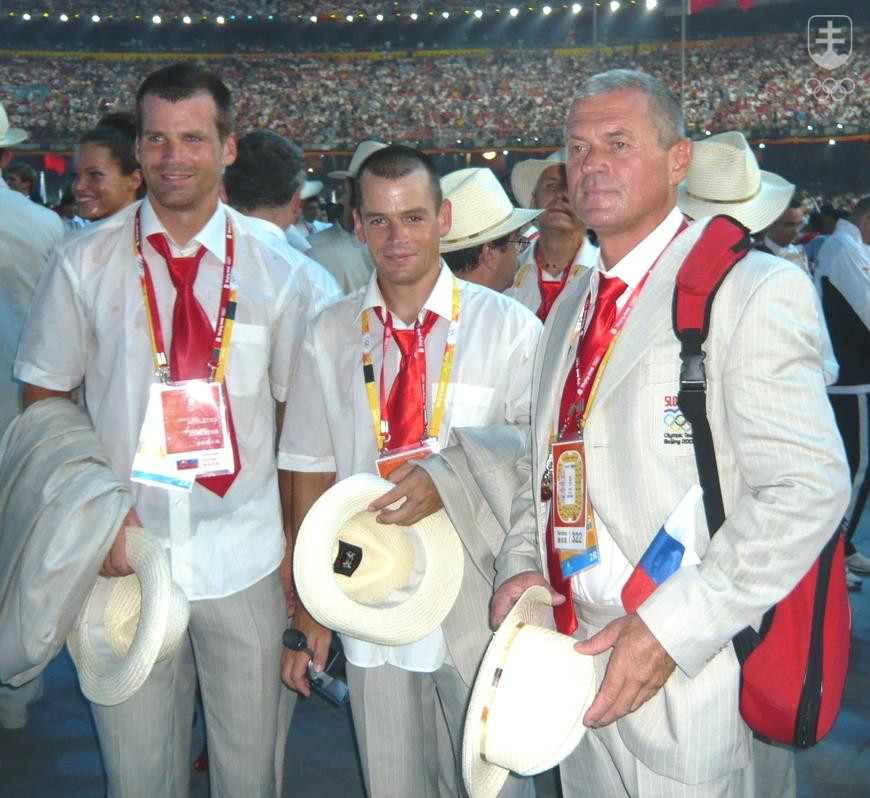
537,277,566,322
547,274,628,634
377,309,439,450
148,233,241,497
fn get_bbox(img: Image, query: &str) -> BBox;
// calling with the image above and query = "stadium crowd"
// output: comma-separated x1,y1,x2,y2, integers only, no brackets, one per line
1,32,866,150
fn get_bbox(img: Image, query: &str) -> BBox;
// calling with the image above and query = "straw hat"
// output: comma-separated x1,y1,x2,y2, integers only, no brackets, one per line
0,101,27,148
67,527,190,706
462,586,595,798
327,140,388,179
440,168,543,253
293,473,464,646
677,131,795,234
300,179,323,200
510,149,566,209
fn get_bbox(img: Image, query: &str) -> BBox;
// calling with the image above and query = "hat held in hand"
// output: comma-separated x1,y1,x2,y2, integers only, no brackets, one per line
293,473,464,647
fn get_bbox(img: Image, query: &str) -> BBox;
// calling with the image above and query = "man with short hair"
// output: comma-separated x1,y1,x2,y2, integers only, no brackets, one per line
294,191,331,239
815,196,870,583
224,129,341,310
279,145,540,797
440,167,542,293
2,160,38,201
490,69,848,797
507,149,598,319
307,140,384,293
15,63,325,798
0,101,63,731
757,200,810,274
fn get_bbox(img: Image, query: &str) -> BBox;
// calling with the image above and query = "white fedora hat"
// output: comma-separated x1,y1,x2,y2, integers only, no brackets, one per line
510,149,566,209
678,131,795,234
440,168,543,253
327,140,388,179
462,586,595,798
300,179,322,200
0,101,28,148
67,527,190,706
293,473,464,646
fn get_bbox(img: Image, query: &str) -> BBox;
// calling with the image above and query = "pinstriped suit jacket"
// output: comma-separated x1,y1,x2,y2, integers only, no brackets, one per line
487,216,852,783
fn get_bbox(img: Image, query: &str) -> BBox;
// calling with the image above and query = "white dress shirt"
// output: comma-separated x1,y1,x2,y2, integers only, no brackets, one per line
815,219,870,329
0,177,64,435
506,235,598,311
307,224,375,295
569,207,685,604
16,198,330,600
279,264,542,669
762,236,810,274
244,215,342,314
284,224,312,253
292,218,331,239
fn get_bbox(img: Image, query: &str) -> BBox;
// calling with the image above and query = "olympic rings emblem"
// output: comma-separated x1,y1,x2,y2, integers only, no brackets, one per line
663,410,689,433
805,77,856,102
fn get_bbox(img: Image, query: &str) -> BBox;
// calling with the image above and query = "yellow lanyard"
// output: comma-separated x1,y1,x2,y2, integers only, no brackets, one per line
361,276,461,453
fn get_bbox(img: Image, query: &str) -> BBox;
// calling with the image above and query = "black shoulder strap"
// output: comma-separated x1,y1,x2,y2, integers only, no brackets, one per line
672,215,752,536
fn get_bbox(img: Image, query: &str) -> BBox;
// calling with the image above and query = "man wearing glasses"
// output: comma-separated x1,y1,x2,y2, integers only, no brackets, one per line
439,167,541,293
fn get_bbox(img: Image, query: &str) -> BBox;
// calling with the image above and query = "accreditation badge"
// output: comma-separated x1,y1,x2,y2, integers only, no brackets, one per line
376,437,441,478
551,436,600,578
131,380,234,491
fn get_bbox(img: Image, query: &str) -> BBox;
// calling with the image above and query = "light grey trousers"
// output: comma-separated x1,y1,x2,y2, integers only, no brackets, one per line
90,568,295,798
346,659,535,798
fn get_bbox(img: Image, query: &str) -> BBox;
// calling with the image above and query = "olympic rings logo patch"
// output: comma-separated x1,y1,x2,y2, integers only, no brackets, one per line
804,77,855,102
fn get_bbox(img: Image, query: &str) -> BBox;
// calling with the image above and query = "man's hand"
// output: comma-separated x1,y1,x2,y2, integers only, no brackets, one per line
367,462,443,526
575,613,676,727
100,508,142,577
490,571,564,630
281,607,332,697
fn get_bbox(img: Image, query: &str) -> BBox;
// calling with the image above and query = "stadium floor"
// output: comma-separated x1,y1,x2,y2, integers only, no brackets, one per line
1,511,868,798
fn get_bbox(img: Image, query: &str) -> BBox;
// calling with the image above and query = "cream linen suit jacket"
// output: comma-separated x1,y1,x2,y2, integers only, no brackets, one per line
494,217,851,784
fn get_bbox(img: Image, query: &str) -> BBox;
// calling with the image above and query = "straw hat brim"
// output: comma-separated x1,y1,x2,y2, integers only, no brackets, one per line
293,473,464,646
67,527,190,706
440,207,543,253
462,585,594,798
677,171,795,234
510,153,566,209
0,128,27,148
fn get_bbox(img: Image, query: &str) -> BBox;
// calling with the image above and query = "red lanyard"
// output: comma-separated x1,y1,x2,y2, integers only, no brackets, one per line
535,241,581,296
134,208,236,382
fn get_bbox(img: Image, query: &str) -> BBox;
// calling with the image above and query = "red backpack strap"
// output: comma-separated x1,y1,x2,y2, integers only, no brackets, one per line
672,215,752,536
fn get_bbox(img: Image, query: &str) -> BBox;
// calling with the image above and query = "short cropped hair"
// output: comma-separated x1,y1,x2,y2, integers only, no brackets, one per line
135,62,234,141
224,130,305,211
355,144,442,211
570,69,684,148
443,234,510,275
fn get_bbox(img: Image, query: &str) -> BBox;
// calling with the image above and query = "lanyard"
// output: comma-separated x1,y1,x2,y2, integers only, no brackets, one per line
558,218,688,439
361,275,461,453
134,208,237,384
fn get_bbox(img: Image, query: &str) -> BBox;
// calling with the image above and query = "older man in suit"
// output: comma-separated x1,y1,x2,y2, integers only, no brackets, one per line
490,69,850,797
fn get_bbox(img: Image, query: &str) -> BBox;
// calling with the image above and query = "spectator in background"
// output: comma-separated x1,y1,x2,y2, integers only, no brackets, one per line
815,197,870,589
3,160,39,202
293,188,331,239
56,187,88,234
440,167,542,293
756,199,810,275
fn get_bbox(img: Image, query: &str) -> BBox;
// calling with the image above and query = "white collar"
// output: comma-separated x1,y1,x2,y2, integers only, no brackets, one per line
244,214,284,242
763,236,798,257
140,196,227,261
356,262,455,328
595,206,685,289
835,218,862,244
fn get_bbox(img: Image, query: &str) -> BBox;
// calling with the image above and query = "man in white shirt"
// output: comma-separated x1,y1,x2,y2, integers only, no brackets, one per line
0,101,64,731
815,197,870,581
292,189,331,239
224,129,341,313
15,64,328,798
491,69,848,798
756,200,810,274
307,140,385,294
507,149,598,319
279,145,541,798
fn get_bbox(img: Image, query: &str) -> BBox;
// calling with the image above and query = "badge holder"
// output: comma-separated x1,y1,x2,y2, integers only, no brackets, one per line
375,438,441,479
551,436,600,578
131,380,234,491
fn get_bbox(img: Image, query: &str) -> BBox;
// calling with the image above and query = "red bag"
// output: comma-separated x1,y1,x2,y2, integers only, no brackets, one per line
673,215,851,747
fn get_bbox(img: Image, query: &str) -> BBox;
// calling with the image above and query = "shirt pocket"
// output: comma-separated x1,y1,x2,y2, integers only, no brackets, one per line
445,383,495,429
226,323,269,397
645,361,696,457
